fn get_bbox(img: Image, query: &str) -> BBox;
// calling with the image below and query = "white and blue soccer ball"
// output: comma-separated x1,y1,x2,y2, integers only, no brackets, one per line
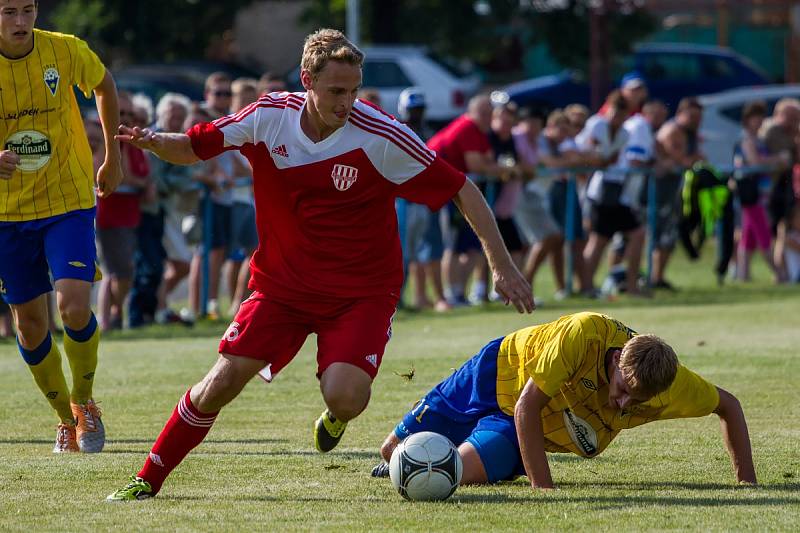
389,431,463,501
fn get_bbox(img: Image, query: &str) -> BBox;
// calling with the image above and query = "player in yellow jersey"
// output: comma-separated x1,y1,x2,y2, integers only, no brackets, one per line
372,312,756,488
0,0,123,453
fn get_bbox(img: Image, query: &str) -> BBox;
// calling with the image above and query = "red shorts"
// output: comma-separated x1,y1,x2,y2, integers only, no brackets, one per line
218,291,398,380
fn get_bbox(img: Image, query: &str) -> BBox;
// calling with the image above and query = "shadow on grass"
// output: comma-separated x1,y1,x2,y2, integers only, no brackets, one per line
557,480,800,492
98,448,376,459
156,485,800,506
451,490,800,507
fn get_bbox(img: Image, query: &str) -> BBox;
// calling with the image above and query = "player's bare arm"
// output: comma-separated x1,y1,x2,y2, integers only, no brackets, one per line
0,150,20,180
116,126,200,166
453,179,534,313
93,70,124,198
515,378,554,489
713,387,757,485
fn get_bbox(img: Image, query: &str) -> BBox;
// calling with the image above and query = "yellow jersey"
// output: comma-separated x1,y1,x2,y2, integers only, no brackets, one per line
496,312,720,457
1,29,106,221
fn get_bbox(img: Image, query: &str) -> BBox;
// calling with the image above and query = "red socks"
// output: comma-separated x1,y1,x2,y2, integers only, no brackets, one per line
138,390,218,494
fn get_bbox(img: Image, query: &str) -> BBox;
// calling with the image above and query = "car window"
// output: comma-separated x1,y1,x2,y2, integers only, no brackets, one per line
640,53,701,81
702,56,735,79
425,50,473,78
362,60,412,88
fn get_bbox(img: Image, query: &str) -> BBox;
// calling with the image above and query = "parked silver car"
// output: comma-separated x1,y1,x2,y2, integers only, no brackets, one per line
698,85,800,168
289,45,481,124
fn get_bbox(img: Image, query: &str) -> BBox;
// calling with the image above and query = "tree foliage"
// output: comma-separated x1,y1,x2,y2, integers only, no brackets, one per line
524,1,657,72
47,0,255,64
302,0,656,73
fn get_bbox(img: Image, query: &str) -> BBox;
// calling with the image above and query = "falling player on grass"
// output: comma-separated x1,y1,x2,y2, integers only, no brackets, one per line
372,312,756,488
106,28,533,501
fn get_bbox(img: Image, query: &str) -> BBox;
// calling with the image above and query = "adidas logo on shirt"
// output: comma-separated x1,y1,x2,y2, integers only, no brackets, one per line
365,354,378,367
271,144,289,157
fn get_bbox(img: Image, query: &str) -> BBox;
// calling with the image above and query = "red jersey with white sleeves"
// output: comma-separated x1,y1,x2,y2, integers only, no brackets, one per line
187,92,465,302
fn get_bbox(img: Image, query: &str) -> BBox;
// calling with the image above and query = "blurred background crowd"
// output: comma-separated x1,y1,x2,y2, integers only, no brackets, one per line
2,0,800,336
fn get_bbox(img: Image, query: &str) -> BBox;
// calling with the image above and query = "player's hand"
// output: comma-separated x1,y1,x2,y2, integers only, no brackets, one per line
115,125,160,151
492,262,535,313
96,157,123,198
0,150,20,180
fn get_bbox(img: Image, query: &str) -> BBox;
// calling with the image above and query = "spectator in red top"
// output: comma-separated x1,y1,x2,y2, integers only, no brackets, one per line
96,92,151,330
429,94,523,304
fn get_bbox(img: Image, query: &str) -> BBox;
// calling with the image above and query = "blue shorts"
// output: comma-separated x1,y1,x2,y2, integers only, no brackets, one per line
0,208,98,305
393,338,524,482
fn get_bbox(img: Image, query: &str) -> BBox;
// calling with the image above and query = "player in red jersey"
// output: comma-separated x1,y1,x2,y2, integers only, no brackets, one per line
106,29,534,501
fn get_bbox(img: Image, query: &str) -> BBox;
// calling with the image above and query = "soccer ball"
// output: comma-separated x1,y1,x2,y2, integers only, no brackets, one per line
389,431,463,501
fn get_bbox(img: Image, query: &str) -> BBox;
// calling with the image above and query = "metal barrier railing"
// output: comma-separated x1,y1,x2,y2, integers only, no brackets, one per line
193,164,780,315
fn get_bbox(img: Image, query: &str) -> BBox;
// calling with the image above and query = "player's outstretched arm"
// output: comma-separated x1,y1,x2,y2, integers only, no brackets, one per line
515,378,555,489
115,126,200,166
713,387,757,485
453,179,534,313
93,70,124,198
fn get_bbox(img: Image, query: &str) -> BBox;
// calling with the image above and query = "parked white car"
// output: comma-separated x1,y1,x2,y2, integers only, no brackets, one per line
289,45,481,124
698,84,800,168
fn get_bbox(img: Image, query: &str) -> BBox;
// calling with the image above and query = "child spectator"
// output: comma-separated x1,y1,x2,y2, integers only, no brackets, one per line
734,101,787,282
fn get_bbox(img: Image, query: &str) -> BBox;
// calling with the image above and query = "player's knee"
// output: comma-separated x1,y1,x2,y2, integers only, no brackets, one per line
14,313,48,348
58,300,90,330
324,386,370,422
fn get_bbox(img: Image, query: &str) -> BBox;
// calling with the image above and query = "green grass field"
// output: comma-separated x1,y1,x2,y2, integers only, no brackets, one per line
1,252,799,531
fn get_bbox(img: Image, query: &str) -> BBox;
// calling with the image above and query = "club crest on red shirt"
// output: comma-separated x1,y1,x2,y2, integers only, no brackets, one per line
331,164,358,191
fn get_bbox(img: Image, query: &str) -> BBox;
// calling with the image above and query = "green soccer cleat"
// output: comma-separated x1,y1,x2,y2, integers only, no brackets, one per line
106,475,153,501
314,409,348,453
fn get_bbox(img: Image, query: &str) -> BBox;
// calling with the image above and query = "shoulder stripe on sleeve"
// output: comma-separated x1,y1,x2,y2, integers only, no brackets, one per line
349,109,434,165
349,115,431,168
214,96,301,129
351,107,435,161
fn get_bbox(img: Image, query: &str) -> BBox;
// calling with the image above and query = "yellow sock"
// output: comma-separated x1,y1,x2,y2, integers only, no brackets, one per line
63,313,100,404
20,333,73,424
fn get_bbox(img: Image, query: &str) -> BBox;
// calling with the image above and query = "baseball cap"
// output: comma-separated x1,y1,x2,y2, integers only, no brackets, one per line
621,71,646,90
399,87,426,112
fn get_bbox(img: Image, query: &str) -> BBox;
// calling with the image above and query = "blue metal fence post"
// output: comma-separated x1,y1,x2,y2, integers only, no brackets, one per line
564,173,577,296
200,185,213,318
646,172,657,285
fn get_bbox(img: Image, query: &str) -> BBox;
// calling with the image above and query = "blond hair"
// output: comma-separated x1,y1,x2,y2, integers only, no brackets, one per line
301,28,364,79
619,334,678,397
232,77,258,95
775,97,800,115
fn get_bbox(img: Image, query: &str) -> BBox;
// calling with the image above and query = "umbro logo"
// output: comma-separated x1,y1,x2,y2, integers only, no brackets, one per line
581,378,597,391
271,144,289,157
365,354,378,367
69,261,87,268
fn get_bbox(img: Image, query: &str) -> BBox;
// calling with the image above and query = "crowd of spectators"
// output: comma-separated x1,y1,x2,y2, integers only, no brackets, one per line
3,70,798,337
388,72,800,311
